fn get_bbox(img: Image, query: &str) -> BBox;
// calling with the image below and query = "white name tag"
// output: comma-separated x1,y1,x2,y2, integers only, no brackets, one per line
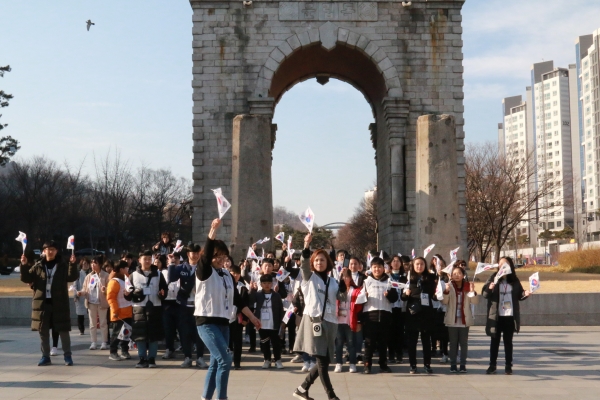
502,301,513,316
261,308,270,320
421,293,429,306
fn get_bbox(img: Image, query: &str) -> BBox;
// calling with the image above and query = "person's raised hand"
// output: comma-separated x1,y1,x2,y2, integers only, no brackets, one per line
304,233,312,248
488,282,496,291
167,254,176,265
470,282,475,293
20,254,28,265
69,254,76,264
211,218,221,230
523,290,531,298
405,289,412,296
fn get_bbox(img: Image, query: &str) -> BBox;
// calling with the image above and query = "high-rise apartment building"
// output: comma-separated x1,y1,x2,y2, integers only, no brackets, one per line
576,31,600,238
530,61,575,233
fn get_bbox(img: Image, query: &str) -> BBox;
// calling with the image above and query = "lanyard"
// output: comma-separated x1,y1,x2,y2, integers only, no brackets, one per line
320,277,330,319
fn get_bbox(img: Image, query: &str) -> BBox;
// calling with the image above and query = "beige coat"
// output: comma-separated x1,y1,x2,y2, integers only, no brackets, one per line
441,282,480,327
81,270,110,309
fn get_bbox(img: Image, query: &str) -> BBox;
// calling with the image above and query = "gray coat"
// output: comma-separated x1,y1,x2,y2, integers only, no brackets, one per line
292,250,346,361
74,269,88,315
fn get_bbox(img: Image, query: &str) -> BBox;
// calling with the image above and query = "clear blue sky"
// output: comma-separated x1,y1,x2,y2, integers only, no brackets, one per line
2,1,599,224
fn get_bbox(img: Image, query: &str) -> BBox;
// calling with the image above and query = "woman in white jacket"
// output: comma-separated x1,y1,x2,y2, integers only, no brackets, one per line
441,263,479,373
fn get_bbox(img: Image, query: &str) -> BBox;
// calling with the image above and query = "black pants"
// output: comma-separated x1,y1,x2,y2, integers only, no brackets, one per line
364,319,390,368
408,329,432,368
52,329,60,347
388,309,405,360
77,315,85,334
431,311,449,356
301,351,336,399
229,320,243,366
179,306,204,359
110,318,132,353
490,316,515,367
259,328,282,361
247,318,257,350
162,302,179,352
286,315,296,351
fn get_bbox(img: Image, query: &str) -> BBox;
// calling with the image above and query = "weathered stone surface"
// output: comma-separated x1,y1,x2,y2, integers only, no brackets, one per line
189,0,466,255
415,115,465,260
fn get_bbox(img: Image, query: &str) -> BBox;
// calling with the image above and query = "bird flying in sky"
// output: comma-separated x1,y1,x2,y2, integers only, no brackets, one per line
86,20,95,31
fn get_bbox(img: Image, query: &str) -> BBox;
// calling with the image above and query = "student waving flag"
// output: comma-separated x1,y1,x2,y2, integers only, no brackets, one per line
16,231,27,254
298,207,315,233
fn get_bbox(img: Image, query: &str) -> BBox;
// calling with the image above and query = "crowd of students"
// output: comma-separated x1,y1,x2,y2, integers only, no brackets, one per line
19,222,530,399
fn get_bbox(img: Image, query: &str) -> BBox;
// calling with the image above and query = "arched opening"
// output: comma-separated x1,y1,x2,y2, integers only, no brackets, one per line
272,78,375,225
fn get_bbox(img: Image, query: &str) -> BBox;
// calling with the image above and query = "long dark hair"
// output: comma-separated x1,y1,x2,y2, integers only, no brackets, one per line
340,268,358,288
498,256,518,284
409,257,433,282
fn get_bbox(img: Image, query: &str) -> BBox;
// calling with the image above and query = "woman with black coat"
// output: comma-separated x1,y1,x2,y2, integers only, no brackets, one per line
401,256,436,374
482,256,530,375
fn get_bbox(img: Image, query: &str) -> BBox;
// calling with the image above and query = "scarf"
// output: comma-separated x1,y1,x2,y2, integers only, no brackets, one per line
452,280,469,325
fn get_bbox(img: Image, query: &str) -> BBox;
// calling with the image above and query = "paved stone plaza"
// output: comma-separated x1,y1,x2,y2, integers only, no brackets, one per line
0,326,599,399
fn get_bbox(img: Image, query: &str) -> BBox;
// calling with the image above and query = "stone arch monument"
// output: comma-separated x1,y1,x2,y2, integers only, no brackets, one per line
189,0,467,261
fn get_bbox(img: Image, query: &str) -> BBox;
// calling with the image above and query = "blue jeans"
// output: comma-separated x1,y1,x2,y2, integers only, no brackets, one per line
336,324,356,364
137,341,158,359
198,324,231,399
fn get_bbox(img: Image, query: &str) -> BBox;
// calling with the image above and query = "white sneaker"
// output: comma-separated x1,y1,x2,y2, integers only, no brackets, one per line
100,343,109,350
309,361,316,370
275,360,284,369
441,355,449,364
334,364,342,373
196,357,208,368
181,357,193,368
349,364,357,373
301,361,310,372
50,347,60,356
262,360,271,369
89,343,97,350
291,354,303,363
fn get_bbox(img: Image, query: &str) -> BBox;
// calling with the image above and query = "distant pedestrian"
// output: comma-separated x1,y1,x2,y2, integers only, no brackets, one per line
20,240,78,366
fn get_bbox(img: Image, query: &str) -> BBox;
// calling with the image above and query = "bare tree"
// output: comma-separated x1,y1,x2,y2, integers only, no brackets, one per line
466,142,562,262
335,194,377,258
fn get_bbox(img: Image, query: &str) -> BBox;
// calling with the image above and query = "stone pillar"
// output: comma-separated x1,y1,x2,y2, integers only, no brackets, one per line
415,114,462,261
231,114,273,261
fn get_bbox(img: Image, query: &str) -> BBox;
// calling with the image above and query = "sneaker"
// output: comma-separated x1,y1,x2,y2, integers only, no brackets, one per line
136,358,149,368
349,364,357,373
79,331,85,336
196,357,208,368
409,366,419,374
64,356,73,366
162,349,174,359
356,354,363,365
486,365,497,375
301,361,310,372
308,361,316,370
243,335,250,344
363,365,371,374
100,343,109,350
38,356,52,366
291,354,303,363
459,365,467,373
109,353,122,361
424,365,433,374
176,345,182,351
275,360,284,369
180,357,193,368
292,388,314,400
450,365,458,373
441,355,449,363
334,363,342,373
505,367,513,375
120,351,131,360
89,343,97,350
262,360,271,369
248,347,256,353
50,347,60,356
234,364,242,370
148,358,156,368
380,366,392,373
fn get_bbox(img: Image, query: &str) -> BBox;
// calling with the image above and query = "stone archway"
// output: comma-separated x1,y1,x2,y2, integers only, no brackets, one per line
189,0,467,261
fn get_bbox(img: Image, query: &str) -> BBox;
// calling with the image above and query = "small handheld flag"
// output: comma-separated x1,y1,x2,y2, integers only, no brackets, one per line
423,244,435,258
441,260,456,275
298,207,315,233
287,235,293,253
67,235,75,255
275,232,285,243
276,267,290,282
173,240,183,253
15,231,27,254
389,281,406,290
411,249,415,259
255,237,270,245
494,262,512,284
529,272,540,294
246,247,258,260
282,304,295,324
450,246,460,262
367,253,373,267
435,279,445,301
211,188,231,219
